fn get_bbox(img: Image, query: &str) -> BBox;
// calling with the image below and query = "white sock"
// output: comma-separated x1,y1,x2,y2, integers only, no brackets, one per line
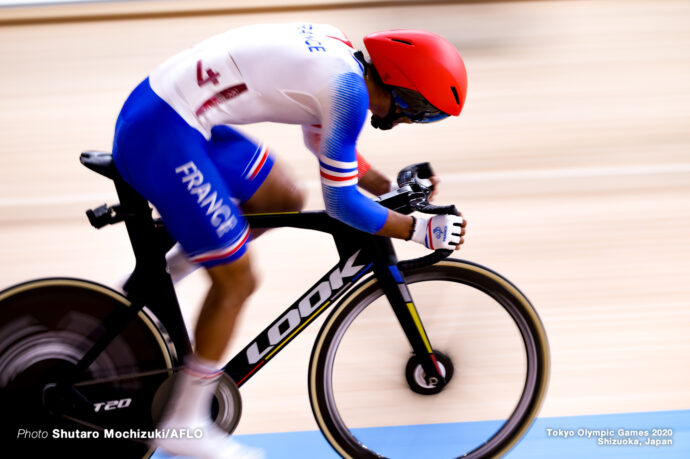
155,356,264,459
160,354,223,427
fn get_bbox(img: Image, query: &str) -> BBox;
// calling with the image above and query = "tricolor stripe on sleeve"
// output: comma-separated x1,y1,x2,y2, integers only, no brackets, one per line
319,156,358,187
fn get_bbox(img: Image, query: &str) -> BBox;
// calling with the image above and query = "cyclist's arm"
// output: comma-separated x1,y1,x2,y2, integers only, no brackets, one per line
317,72,408,236
358,160,393,196
302,124,390,195
317,73,464,249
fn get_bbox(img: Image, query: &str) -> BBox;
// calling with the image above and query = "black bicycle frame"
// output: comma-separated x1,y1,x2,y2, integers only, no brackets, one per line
228,212,444,387
71,152,445,394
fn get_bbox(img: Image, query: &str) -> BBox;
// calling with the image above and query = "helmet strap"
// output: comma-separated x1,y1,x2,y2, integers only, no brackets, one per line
359,51,404,130
371,93,404,130
353,50,368,69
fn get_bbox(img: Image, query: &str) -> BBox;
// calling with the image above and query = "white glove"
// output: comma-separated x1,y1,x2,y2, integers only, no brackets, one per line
410,214,464,250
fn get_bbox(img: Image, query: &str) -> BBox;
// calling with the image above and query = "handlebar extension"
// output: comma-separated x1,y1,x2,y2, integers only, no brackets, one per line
392,162,460,271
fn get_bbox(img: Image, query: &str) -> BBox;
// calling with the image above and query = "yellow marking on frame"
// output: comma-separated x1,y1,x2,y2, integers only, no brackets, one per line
265,301,332,361
406,302,433,354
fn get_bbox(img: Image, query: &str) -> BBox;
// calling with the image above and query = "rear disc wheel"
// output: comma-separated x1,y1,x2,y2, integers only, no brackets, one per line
0,278,174,457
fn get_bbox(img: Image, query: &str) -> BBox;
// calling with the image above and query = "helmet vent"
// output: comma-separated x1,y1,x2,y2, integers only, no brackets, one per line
450,86,460,105
390,38,413,45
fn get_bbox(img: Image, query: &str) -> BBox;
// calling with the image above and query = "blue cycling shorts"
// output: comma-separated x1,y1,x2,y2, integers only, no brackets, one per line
112,78,274,267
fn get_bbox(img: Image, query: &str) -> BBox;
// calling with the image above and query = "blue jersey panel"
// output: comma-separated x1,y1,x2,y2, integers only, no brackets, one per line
320,72,388,234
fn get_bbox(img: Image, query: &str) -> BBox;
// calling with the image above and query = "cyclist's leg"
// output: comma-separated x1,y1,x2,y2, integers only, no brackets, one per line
206,124,306,231
150,134,268,458
179,125,305,358
155,253,261,459
238,153,305,214
195,252,256,361
163,125,306,282
112,79,262,458
239,157,306,239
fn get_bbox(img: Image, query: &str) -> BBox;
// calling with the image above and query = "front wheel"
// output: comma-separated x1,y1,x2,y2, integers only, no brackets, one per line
309,259,549,459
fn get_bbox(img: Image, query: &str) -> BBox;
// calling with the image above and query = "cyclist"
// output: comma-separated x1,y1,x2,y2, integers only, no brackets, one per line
112,23,467,458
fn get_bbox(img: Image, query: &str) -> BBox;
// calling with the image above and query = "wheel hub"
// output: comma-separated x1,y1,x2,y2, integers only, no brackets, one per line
405,350,455,395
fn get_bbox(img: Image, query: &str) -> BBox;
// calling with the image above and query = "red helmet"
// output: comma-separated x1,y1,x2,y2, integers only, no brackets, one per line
363,29,467,116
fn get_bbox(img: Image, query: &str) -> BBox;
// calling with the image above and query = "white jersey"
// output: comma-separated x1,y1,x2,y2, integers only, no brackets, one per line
148,23,389,234
149,23,363,138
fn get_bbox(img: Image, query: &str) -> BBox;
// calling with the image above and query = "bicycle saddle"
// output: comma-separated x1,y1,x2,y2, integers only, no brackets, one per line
80,151,120,181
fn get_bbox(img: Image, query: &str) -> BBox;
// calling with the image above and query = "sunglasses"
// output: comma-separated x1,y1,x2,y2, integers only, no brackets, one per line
391,89,449,124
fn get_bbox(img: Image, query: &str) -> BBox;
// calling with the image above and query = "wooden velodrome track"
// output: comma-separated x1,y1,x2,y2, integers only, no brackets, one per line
1,0,688,452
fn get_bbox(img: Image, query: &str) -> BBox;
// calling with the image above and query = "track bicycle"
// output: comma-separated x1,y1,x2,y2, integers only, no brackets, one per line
0,152,549,458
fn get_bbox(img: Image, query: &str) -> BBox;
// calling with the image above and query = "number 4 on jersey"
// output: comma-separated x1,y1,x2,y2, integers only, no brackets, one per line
196,60,220,87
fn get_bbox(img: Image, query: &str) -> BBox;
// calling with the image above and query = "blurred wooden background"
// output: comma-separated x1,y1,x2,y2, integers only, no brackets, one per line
1,0,688,435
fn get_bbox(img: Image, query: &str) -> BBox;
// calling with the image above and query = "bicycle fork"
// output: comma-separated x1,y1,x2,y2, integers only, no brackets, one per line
372,242,447,390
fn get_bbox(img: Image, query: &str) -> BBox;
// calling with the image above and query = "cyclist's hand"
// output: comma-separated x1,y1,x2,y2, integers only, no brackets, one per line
411,214,466,251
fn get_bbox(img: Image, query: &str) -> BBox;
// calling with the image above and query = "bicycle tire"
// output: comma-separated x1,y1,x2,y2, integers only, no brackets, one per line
309,259,549,459
0,278,175,458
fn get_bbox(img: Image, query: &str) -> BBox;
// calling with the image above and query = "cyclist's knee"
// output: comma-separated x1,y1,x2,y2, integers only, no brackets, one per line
243,160,305,214
282,182,306,212
206,252,257,302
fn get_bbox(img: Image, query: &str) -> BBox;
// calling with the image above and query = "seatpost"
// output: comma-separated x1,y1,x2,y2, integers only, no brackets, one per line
112,177,193,358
